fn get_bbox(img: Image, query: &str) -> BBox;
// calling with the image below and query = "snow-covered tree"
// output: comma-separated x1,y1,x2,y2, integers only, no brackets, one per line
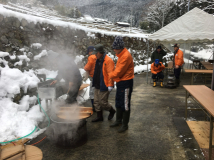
146,0,174,31
192,0,214,15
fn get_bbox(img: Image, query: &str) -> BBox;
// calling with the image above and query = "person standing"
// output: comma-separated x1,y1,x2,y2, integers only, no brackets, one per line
151,46,167,63
151,59,165,87
83,46,97,111
109,36,134,133
84,46,96,78
91,44,116,122
173,44,184,86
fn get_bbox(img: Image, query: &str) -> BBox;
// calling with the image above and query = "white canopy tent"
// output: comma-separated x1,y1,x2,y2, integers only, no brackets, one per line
148,7,214,89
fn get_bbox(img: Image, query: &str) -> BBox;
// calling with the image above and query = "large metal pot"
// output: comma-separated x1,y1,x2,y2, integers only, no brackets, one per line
47,106,93,148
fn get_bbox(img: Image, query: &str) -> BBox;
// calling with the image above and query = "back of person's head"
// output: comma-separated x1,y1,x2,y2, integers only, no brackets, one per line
86,46,94,55
112,36,124,50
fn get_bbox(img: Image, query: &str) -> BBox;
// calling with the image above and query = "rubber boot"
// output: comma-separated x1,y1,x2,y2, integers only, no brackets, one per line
153,82,156,87
110,108,122,127
160,82,163,87
175,79,180,87
160,79,163,87
118,110,130,133
108,107,116,120
92,111,103,122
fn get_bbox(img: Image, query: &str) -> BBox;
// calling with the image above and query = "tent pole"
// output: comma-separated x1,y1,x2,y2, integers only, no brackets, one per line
188,43,193,69
211,47,214,90
183,43,186,68
147,40,149,84
188,43,191,69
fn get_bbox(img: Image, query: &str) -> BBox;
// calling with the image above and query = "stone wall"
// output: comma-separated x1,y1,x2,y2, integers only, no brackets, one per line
0,14,159,70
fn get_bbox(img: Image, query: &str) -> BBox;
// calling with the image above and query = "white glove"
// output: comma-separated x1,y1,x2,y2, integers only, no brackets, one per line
83,71,89,81
108,86,113,92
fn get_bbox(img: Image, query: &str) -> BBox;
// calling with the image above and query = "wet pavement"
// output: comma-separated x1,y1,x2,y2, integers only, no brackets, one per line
29,72,211,160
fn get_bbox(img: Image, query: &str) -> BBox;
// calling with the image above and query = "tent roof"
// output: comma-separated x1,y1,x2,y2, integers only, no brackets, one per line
148,7,214,43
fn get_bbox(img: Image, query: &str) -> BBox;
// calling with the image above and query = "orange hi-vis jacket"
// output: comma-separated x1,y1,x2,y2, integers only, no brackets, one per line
102,55,115,87
174,49,184,67
151,62,165,74
109,48,134,83
84,54,97,78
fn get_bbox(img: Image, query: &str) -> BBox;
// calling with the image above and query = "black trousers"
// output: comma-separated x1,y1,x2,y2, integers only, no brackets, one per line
174,68,181,79
152,72,164,82
116,79,133,111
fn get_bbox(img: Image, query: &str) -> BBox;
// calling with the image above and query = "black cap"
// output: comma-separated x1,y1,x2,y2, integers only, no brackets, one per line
86,46,94,55
157,46,162,49
173,43,180,48
92,44,105,55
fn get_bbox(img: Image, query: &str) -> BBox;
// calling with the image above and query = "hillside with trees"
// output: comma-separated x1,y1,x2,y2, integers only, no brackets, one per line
141,0,214,33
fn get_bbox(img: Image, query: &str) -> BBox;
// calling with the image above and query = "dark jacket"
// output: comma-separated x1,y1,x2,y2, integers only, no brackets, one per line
151,49,167,63
55,55,82,83
92,53,114,91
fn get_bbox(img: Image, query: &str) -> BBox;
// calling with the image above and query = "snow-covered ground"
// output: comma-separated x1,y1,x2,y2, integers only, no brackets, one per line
190,44,214,60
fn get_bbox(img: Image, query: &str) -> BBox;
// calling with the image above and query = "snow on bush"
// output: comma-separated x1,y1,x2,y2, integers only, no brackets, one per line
9,54,16,60
34,50,48,60
14,60,22,66
0,51,9,58
35,68,58,79
0,63,45,142
75,55,84,64
0,67,40,97
31,43,42,49
18,55,30,62
190,45,213,60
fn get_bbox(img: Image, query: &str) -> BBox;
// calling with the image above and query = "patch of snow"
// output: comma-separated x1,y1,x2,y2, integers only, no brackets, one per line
0,64,44,142
0,51,9,58
83,15,95,23
134,64,151,74
35,68,58,79
0,67,40,97
14,60,22,66
75,55,84,64
18,55,30,62
31,43,42,49
34,50,48,60
0,98,44,142
9,54,16,60
19,48,25,52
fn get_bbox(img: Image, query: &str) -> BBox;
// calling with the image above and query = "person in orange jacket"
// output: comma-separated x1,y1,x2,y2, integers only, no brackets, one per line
84,46,97,78
109,36,134,133
91,44,116,122
173,44,184,86
151,59,165,87
83,46,97,111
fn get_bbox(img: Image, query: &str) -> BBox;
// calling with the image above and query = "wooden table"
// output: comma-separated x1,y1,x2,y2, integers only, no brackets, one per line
183,85,214,160
185,69,213,84
200,61,214,70
203,64,214,70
